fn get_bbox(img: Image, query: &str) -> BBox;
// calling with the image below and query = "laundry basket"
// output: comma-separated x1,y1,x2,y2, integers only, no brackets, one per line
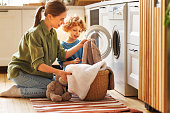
84,70,109,101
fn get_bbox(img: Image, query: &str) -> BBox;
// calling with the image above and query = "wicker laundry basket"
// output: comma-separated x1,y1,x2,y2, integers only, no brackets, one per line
84,70,109,101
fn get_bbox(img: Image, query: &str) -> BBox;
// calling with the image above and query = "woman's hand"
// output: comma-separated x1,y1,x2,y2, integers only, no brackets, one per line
55,70,72,82
37,63,71,82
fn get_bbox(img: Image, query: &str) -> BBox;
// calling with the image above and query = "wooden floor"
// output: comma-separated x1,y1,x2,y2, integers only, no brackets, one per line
0,70,153,113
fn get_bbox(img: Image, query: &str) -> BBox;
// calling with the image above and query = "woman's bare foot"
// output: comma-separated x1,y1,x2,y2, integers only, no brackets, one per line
0,85,21,97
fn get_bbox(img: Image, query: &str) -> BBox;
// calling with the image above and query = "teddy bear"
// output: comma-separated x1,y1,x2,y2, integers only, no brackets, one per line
46,75,72,102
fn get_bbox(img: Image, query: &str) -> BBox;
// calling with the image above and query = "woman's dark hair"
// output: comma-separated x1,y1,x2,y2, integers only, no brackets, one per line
34,0,66,27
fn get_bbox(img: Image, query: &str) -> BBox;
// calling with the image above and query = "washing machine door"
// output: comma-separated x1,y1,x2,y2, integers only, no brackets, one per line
112,26,121,59
85,25,112,59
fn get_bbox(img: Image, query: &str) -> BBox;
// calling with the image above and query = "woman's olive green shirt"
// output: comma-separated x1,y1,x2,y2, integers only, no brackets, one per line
7,20,66,79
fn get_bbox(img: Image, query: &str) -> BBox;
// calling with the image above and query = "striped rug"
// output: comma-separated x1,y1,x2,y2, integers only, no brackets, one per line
30,95,142,113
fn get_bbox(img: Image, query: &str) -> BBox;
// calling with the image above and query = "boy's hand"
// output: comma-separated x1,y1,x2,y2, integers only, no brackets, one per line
79,39,88,47
72,58,81,64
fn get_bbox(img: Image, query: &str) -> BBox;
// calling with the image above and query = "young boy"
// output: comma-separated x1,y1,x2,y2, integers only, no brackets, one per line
57,16,86,70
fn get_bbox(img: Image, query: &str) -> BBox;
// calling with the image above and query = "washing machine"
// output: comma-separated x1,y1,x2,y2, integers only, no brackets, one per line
85,3,137,96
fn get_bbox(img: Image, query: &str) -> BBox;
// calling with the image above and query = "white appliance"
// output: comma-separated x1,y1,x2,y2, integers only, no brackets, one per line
108,3,137,96
86,3,137,96
127,2,140,90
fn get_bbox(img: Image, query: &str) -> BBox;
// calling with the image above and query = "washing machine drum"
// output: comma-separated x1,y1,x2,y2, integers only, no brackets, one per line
85,25,112,59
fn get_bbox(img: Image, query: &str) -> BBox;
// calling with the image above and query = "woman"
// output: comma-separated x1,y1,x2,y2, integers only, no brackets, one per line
0,0,87,98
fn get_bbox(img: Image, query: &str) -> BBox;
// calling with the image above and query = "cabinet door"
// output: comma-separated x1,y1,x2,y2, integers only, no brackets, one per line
0,10,22,66
127,44,139,89
127,2,139,45
22,10,37,35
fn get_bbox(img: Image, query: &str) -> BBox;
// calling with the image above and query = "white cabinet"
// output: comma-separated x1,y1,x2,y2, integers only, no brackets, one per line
127,44,139,89
127,2,139,45
127,2,139,89
0,9,37,66
22,10,37,35
0,10,22,66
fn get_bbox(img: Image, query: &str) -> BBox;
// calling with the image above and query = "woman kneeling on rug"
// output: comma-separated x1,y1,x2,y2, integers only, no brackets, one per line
0,0,87,98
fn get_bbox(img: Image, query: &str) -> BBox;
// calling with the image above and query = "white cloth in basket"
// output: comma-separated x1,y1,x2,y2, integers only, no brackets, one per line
65,60,107,100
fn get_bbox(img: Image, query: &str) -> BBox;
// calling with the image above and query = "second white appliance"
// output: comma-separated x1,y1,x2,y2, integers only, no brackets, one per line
107,3,137,96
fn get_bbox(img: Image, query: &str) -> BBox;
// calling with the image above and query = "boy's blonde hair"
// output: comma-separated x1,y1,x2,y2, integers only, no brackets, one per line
62,16,86,32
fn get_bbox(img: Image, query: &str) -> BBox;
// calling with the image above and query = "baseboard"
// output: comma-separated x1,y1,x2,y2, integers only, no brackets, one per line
0,66,7,73
145,103,161,113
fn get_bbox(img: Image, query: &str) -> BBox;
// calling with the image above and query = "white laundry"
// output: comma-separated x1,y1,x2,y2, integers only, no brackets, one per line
65,60,107,100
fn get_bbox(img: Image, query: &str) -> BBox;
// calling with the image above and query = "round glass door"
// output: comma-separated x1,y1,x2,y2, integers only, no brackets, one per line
112,27,120,59
85,25,112,59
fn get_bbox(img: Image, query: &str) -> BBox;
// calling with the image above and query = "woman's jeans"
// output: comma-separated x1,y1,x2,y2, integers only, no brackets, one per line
11,71,54,98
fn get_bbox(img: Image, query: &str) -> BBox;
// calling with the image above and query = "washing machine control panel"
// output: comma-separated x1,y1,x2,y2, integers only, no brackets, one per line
108,4,126,20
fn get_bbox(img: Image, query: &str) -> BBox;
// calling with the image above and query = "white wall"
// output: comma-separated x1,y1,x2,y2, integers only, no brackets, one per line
7,0,44,6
